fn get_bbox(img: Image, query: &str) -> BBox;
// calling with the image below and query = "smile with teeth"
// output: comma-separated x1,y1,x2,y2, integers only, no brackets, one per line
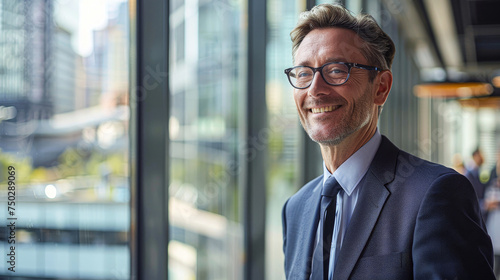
310,105,341,113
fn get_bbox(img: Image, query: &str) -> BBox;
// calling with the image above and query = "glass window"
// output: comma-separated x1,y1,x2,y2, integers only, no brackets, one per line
266,0,304,279
0,0,130,279
316,0,343,5
168,0,245,279
346,0,362,13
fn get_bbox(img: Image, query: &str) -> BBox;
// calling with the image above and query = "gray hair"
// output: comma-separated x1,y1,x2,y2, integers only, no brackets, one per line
291,4,395,80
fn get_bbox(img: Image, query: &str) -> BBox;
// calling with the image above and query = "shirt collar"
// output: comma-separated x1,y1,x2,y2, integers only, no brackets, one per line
323,129,382,196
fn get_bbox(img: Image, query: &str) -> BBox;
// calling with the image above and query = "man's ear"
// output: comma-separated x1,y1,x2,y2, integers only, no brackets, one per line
374,70,392,106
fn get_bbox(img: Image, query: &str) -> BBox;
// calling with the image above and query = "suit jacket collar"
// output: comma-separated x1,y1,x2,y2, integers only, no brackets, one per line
333,136,399,279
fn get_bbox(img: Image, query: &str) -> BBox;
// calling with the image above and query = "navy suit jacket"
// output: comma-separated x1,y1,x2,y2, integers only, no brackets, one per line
282,136,494,279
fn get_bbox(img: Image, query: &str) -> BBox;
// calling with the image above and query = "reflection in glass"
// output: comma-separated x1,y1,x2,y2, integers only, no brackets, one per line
169,0,245,279
0,0,130,279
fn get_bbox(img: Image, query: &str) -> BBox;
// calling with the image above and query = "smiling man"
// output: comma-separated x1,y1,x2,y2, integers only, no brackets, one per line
281,4,494,280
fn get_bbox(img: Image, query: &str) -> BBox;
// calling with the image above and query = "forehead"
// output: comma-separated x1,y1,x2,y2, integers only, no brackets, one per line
294,27,368,66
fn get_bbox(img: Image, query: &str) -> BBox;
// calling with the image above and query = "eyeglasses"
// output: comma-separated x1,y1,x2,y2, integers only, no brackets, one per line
284,62,382,89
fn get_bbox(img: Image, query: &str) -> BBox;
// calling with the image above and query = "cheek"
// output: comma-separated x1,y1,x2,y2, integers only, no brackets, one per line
346,78,373,101
347,74,368,89
293,90,304,108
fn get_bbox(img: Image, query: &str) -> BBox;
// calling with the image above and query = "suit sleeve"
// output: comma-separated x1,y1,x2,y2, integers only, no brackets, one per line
413,172,495,280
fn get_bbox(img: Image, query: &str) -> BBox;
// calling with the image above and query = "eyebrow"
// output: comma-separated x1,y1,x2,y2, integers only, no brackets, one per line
294,57,348,67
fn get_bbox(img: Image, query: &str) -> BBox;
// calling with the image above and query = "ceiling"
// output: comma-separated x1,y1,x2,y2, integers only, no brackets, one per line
450,0,500,67
420,0,500,80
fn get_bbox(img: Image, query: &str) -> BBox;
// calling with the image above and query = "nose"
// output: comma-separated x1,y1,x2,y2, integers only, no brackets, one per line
307,71,330,97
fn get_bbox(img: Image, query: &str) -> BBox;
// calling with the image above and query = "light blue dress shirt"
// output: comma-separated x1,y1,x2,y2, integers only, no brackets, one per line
312,129,382,279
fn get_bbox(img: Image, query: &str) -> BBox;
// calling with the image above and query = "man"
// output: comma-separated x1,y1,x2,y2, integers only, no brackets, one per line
281,4,494,280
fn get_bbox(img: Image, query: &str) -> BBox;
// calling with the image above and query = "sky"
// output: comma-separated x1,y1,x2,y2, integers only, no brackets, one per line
55,0,126,57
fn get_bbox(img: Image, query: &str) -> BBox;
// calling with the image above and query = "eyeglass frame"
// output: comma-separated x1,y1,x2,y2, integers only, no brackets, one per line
284,62,383,89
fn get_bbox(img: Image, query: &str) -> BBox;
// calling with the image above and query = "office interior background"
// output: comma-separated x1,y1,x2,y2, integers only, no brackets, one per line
0,0,499,279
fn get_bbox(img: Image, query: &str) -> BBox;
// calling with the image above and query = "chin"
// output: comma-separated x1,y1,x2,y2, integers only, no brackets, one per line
307,124,360,146
308,131,345,146
311,135,345,146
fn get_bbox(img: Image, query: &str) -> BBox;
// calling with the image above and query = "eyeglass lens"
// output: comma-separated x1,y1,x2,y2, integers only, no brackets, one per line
288,63,349,88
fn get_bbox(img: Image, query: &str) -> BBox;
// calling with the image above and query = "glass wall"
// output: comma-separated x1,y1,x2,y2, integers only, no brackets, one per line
265,0,304,279
168,0,246,279
0,0,130,279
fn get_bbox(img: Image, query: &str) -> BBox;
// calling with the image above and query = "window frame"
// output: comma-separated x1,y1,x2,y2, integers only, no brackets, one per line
129,0,170,279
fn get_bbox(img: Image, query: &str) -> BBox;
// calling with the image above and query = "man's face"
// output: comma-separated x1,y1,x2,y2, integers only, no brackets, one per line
293,27,381,146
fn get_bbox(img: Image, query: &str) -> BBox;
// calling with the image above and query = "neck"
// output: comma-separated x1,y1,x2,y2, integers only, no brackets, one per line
320,121,377,173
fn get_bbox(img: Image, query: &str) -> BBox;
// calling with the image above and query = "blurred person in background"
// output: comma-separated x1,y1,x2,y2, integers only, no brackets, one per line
485,150,500,278
281,3,494,279
491,150,499,185
465,148,490,218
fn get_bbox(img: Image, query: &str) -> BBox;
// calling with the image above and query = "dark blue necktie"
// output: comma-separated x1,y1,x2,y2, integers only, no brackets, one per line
311,177,342,280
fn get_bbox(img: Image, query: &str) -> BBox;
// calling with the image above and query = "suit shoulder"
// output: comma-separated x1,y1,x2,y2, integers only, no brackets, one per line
391,150,476,201
372,136,458,186
397,149,460,179
378,136,458,180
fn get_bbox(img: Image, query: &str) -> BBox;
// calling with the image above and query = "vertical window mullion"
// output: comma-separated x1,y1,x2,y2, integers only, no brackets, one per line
244,0,267,279
131,0,170,279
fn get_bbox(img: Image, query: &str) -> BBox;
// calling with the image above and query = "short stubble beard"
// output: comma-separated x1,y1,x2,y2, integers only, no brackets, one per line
302,86,373,147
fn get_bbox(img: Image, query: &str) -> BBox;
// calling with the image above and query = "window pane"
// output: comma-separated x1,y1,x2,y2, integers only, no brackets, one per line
168,0,245,279
0,0,130,279
316,0,343,5
346,0,362,13
266,0,303,279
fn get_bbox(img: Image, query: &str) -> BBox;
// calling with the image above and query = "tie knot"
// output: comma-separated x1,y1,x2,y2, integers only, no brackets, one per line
322,176,342,197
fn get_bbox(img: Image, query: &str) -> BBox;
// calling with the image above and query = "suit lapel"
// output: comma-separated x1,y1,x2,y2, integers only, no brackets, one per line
333,171,390,279
333,136,399,280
